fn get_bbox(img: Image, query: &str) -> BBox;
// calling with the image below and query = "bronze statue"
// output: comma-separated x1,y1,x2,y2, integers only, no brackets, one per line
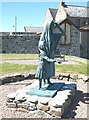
35,20,64,89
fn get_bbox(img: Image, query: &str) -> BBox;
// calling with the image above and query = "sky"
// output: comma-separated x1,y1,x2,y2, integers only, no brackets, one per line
1,1,88,32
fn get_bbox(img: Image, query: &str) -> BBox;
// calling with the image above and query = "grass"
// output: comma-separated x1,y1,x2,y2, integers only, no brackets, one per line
0,62,89,76
56,63,89,75
0,54,38,60
0,63,37,76
0,54,89,76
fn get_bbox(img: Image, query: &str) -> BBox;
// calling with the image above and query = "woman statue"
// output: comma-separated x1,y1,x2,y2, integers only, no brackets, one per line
35,20,64,89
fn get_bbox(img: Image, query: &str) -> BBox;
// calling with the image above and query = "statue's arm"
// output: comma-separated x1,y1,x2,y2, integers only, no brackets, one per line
43,56,55,62
54,23,65,36
58,26,65,36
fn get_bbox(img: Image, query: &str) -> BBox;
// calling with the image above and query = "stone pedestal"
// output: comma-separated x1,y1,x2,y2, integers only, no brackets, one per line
6,80,77,117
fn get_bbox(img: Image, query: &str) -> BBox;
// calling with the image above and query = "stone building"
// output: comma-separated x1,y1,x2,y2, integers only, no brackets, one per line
43,1,89,58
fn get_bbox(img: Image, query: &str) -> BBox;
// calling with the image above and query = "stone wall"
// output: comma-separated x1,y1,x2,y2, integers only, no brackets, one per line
1,34,40,54
0,26,80,57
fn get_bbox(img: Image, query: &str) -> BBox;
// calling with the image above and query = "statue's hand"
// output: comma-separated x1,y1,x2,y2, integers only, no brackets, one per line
43,56,55,62
55,59,61,64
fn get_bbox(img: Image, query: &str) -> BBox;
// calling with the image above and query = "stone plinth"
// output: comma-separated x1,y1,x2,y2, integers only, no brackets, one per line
6,80,77,117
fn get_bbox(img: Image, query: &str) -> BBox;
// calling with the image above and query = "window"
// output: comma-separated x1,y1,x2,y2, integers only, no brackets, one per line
60,23,71,45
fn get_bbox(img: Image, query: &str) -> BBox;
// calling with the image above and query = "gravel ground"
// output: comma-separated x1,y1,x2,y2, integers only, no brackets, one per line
0,79,89,119
1,59,80,65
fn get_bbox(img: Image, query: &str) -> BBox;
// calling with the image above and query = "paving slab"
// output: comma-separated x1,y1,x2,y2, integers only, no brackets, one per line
26,82,65,97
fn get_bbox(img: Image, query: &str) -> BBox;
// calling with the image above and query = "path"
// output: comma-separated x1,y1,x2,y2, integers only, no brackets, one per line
1,59,80,65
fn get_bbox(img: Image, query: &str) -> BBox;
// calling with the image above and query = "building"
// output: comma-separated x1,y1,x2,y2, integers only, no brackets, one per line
43,1,89,58
24,26,43,34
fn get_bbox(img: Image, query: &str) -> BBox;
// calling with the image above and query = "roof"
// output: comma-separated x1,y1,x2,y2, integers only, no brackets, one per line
49,5,89,18
49,8,57,19
24,26,43,33
80,25,89,31
65,5,88,18
59,18,80,30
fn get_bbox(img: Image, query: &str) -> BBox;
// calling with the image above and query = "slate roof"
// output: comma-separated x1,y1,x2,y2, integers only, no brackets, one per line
65,5,88,18
49,8,57,19
24,26,43,33
49,5,89,18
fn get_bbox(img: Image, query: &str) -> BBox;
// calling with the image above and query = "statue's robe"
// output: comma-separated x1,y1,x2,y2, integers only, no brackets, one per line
35,20,64,79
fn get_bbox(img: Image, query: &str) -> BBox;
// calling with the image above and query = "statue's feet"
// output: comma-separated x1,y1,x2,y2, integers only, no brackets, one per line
39,87,42,90
43,79,47,85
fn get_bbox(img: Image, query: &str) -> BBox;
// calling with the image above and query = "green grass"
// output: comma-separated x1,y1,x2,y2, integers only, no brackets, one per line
0,54,38,60
0,62,89,76
0,63,37,76
56,63,89,75
0,54,89,76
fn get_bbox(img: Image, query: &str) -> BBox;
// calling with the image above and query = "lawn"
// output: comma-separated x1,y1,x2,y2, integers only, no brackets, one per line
0,63,37,76
0,62,89,76
0,54,38,60
0,54,89,76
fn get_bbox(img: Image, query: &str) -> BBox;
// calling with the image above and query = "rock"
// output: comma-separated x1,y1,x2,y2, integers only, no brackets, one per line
7,93,16,100
17,108,29,112
49,106,62,116
7,98,13,103
82,75,89,82
38,97,51,105
6,102,16,108
76,79,84,83
27,95,38,103
70,74,78,80
69,78,75,82
0,79,2,85
57,90,71,97
62,78,68,81
58,76,63,80
15,93,27,102
30,102,36,108
49,90,72,108
49,98,65,108
37,102,50,112
18,102,30,109
60,73,70,77
29,102,37,111
78,74,83,79
73,75,78,80
28,107,36,111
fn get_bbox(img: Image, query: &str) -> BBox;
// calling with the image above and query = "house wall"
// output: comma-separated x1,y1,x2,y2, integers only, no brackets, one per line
80,31,89,58
43,8,53,28
59,25,80,57
70,17,89,27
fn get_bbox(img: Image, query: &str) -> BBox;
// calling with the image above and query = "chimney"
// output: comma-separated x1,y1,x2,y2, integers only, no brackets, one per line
60,1,67,7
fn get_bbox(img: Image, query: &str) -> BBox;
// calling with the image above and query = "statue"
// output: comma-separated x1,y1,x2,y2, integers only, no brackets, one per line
35,20,64,89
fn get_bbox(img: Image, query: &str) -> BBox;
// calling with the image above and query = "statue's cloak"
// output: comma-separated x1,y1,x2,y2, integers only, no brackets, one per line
35,20,64,79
